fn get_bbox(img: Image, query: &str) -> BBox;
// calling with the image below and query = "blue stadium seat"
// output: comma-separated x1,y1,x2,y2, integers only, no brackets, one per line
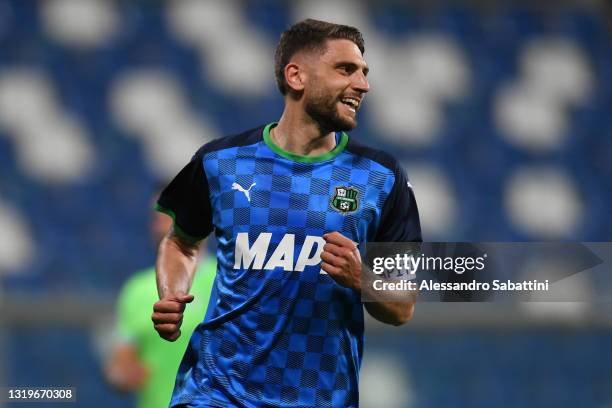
370,3,422,37
243,0,291,38
553,8,607,49
430,4,481,43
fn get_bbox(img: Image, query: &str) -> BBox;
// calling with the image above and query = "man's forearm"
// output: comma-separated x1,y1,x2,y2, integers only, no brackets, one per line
319,232,418,326
156,229,200,299
364,300,415,326
361,265,417,326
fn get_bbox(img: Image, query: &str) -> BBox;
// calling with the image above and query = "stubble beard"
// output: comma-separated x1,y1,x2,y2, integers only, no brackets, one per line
304,88,356,132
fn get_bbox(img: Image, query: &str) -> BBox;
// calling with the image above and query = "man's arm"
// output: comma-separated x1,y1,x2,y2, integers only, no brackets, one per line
361,266,417,326
152,229,201,341
363,289,416,326
104,344,149,392
320,232,415,326
105,280,149,392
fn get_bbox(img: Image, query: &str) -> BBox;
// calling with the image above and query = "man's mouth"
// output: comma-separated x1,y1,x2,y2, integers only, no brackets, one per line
340,97,360,113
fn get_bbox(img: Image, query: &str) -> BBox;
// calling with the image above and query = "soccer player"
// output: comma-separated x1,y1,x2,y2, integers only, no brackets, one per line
152,19,421,407
105,194,216,408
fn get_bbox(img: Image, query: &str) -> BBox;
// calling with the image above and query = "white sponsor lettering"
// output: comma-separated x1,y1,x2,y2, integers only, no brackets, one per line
263,233,295,271
295,235,325,272
234,232,271,269
234,232,325,272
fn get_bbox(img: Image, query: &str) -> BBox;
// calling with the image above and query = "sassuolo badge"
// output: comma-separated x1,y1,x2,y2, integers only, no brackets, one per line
331,186,359,214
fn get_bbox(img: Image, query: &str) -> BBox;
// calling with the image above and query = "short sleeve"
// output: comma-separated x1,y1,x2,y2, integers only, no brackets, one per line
156,148,213,241
374,162,422,242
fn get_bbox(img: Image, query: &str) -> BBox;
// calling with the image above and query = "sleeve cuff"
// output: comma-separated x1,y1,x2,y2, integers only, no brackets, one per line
154,203,206,242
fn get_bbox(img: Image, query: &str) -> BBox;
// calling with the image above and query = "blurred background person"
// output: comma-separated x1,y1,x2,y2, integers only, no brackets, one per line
104,191,216,408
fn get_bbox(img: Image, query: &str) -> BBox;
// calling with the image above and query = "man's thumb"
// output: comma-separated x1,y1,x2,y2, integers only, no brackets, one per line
177,294,194,304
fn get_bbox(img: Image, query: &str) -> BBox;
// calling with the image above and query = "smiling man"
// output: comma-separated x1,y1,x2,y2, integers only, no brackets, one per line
153,19,421,407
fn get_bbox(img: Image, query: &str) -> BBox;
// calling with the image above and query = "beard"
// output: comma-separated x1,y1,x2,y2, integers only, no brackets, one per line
304,87,357,132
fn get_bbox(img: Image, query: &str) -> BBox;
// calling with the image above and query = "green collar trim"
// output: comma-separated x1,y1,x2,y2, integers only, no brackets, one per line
263,122,348,163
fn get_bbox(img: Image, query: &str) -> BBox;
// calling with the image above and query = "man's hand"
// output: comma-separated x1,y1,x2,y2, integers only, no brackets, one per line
320,232,361,291
105,344,149,392
321,231,416,326
151,294,194,342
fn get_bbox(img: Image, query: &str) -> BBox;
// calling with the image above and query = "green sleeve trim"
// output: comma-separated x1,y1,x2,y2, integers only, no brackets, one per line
155,203,205,242
263,122,348,163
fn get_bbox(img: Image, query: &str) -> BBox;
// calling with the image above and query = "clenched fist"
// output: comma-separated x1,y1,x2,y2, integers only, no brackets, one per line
320,231,362,291
152,294,194,342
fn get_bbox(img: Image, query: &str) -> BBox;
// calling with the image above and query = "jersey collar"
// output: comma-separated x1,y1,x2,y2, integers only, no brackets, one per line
263,122,348,163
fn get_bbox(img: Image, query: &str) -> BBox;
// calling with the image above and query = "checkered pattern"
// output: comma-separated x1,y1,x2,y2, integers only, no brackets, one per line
170,128,397,408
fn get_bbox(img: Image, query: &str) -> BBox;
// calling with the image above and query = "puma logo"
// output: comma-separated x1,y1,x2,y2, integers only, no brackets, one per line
232,182,256,202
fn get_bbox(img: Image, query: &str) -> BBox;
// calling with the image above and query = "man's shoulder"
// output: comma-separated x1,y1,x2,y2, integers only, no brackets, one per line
345,137,401,174
194,124,266,159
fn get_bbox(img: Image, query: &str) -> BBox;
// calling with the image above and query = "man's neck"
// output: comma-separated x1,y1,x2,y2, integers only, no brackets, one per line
271,111,337,157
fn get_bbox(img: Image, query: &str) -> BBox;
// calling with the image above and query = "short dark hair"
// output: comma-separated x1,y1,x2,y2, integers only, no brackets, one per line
274,19,365,95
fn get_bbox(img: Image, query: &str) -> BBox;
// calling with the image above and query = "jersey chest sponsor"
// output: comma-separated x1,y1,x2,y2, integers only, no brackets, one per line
233,232,325,272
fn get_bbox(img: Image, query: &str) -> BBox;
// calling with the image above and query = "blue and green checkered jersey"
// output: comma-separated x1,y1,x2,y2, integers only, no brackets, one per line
157,122,421,408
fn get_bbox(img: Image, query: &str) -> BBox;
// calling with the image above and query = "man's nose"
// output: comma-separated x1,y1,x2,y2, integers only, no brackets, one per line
352,73,370,93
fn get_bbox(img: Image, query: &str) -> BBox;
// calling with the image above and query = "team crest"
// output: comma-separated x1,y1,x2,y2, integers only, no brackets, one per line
330,186,359,214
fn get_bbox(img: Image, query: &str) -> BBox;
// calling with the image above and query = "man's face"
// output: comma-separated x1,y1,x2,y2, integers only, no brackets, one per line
302,39,370,132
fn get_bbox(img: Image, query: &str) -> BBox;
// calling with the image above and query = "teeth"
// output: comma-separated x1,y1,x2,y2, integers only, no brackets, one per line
341,98,359,108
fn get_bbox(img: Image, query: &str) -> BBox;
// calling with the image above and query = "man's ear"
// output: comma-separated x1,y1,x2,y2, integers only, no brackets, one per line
284,62,305,93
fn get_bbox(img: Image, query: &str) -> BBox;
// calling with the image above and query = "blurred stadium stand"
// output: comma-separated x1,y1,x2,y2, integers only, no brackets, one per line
0,0,611,407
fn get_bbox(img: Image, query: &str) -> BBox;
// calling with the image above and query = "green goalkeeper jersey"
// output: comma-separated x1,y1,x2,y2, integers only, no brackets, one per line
115,259,216,408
